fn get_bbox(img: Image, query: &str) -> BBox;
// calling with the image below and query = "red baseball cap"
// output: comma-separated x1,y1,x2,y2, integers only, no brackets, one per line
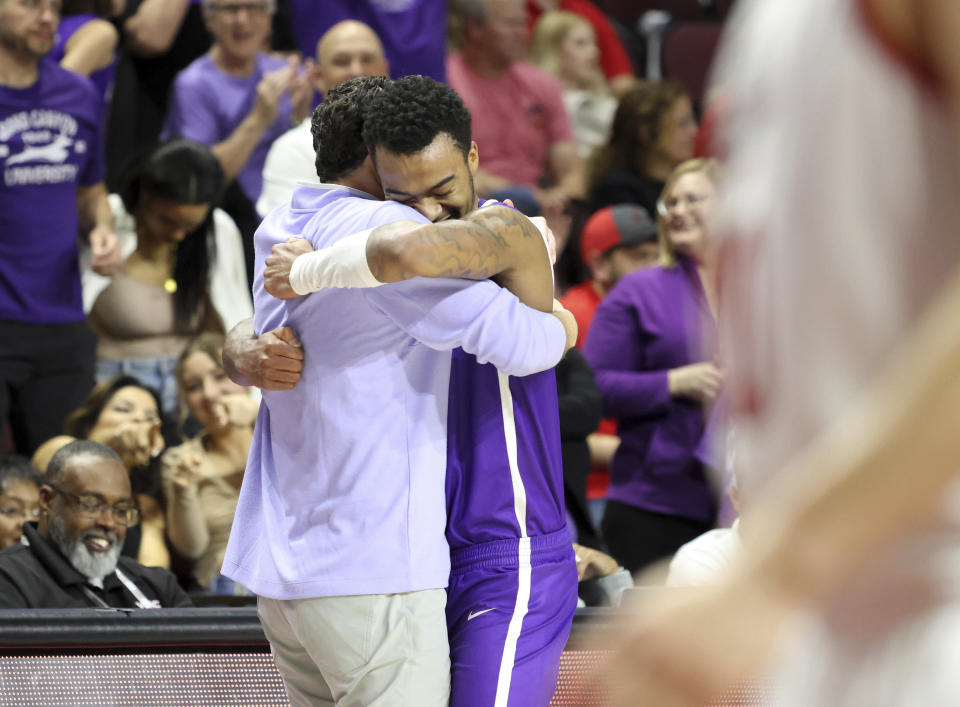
580,204,658,264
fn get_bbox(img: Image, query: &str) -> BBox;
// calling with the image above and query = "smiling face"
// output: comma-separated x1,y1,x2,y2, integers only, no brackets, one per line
90,386,160,437
0,477,39,550
204,0,273,65
40,454,132,580
136,190,211,246
180,349,245,431
373,134,479,222
661,170,717,261
315,20,389,93
0,0,59,61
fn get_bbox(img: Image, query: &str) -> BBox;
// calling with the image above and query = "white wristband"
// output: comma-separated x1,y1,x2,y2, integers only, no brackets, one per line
288,228,383,294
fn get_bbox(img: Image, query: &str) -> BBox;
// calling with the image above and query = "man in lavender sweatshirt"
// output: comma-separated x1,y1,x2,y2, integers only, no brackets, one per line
221,77,574,705
261,75,581,707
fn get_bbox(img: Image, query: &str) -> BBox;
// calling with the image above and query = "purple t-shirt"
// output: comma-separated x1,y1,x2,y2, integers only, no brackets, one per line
288,0,446,82
445,351,567,549
48,14,116,104
162,53,292,202
0,62,104,324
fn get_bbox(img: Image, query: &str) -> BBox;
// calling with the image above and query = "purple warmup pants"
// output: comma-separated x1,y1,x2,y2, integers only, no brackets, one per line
446,529,578,707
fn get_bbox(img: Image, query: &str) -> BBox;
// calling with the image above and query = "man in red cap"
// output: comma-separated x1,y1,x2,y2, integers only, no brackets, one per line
560,204,659,349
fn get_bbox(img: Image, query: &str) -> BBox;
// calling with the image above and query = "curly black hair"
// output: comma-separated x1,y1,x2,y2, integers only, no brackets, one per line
311,76,390,182
362,75,472,161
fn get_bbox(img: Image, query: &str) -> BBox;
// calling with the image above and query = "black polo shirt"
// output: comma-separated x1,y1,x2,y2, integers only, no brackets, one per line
0,524,191,609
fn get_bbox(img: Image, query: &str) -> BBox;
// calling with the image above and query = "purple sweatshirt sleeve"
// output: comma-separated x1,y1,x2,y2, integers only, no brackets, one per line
583,284,672,419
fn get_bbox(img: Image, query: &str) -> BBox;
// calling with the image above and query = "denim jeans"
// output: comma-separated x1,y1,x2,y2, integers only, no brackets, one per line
96,354,180,414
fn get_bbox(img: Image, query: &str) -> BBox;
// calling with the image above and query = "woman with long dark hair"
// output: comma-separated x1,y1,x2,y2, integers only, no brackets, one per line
83,139,252,414
587,81,698,217
31,375,170,568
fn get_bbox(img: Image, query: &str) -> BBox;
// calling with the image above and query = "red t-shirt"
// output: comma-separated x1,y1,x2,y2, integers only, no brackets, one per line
447,52,574,187
559,279,601,349
526,0,635,80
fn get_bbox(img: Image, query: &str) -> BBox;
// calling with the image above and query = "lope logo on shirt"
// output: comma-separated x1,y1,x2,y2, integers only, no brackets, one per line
0,110,83,186
369,0,417,11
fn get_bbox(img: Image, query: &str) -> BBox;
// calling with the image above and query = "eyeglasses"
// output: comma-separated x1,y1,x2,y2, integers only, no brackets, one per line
49,486,140,527
209,1,272,16
657,192,712,217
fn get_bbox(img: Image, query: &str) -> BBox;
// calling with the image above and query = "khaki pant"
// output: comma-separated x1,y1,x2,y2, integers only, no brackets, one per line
258,589,451,706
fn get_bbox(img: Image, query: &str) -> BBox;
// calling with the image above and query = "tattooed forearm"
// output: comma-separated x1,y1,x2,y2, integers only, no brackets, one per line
366,206,539,283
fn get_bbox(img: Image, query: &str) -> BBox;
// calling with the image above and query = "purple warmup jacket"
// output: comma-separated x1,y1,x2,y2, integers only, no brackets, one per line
584,256,717,524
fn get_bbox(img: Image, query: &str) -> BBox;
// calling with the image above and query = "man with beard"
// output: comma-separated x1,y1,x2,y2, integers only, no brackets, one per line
260,75,579,707
221,75,571,706
0,440,190,608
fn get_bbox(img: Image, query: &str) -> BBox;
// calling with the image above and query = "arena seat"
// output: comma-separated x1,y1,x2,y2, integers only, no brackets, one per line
0,607,775,705
595,0,729,28
661,21,726,109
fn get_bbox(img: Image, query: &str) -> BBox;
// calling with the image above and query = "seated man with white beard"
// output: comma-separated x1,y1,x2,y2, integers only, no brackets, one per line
0,440,190,609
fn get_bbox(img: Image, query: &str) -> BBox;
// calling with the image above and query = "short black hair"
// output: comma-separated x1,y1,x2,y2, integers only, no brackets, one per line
46,441,123,488
363,75,472,161
311,76,391,182
0,455,41,493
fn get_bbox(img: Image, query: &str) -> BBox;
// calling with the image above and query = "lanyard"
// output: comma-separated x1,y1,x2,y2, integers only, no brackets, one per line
79,569,161,609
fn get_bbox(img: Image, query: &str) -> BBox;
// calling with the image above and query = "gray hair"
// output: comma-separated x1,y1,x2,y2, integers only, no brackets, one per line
45,440,123,487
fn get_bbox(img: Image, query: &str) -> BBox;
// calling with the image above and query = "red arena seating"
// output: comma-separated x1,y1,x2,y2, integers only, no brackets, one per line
662,21,726,109
596,0,733,28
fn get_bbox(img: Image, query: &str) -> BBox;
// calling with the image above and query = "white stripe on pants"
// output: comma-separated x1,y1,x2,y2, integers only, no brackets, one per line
258,589,451,706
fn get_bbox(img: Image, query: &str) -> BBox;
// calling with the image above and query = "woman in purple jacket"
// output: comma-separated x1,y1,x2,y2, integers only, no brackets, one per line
584,158,722,576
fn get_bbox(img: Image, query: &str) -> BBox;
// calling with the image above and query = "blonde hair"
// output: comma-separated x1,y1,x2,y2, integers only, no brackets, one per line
529,11,607,96
657,158,723,267
175,333,226,391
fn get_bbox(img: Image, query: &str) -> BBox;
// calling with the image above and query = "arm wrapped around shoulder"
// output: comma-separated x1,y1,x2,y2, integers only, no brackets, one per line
288,229,384,294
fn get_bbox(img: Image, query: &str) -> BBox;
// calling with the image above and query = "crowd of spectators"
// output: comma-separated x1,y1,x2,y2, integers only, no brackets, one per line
0,0,735,610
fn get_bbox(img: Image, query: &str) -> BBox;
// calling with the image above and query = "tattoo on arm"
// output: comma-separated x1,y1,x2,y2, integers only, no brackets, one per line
367,207,541,283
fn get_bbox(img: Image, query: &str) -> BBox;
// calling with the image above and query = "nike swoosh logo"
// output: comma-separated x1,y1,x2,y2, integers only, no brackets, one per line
467,608,496,621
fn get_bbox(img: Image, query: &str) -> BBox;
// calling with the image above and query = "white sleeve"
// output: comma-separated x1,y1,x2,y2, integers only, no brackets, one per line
256,120,318,217
289,229,383,293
